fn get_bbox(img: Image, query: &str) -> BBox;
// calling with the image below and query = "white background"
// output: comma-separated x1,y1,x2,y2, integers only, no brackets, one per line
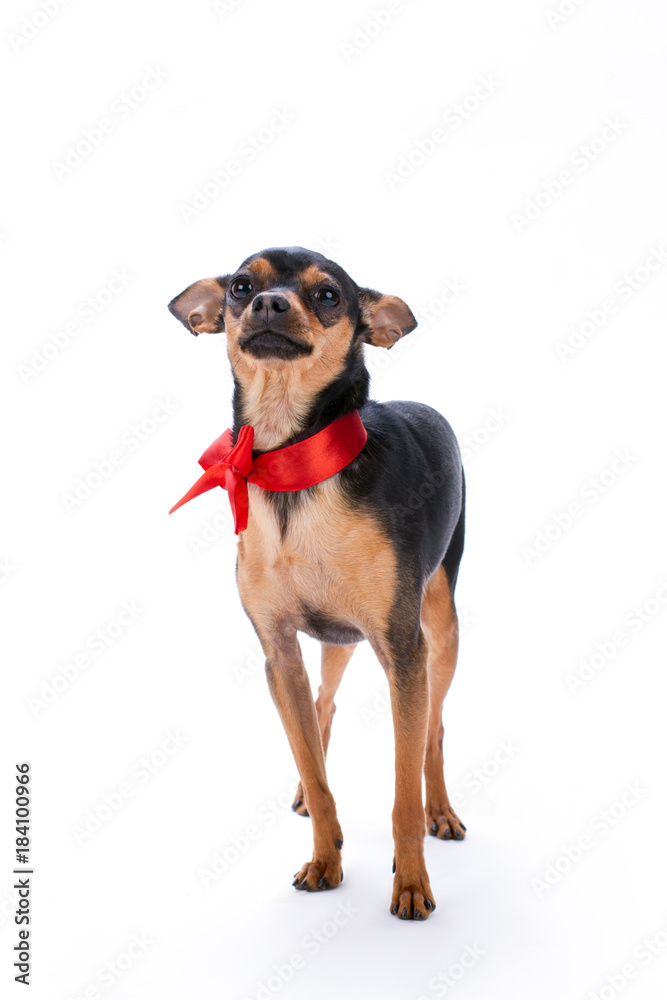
3,0,667,997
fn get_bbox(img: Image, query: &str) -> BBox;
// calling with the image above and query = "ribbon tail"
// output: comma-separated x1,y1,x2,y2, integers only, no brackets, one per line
226,469,249,535
169,463,228,514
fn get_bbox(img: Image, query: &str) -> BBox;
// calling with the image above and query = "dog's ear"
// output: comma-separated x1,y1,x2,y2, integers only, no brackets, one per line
168,276,229,335
357,287,417,349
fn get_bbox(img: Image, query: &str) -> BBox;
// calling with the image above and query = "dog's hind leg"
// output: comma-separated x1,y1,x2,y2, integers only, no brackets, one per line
421,564,466,841
292,643,357,816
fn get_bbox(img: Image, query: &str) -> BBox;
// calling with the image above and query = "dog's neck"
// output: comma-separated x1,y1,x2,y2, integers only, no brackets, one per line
232,354,369,452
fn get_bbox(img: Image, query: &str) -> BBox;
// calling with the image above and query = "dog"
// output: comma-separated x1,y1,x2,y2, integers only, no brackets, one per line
168,246,466,920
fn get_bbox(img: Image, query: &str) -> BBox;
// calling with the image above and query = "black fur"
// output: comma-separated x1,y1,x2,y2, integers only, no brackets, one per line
300,607,365,646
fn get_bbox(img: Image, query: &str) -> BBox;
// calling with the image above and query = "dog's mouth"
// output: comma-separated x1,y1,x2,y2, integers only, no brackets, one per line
239,329,313,360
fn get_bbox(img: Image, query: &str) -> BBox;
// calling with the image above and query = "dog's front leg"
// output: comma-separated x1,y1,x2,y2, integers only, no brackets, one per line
263,630,344,892
379,629,436,919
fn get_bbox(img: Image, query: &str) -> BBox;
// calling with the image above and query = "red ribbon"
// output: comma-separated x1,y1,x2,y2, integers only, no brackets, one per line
169,410,367,534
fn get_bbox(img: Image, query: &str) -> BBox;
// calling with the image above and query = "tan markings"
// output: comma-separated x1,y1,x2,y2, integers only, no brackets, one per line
226,311,357,450
314,644,355,754
292,642,357,815
384,632,434,918
247,257,278,282
236,476,364,890
300,264,332,287
260,630,344,891
237,477,397,646
420,565,466,841
232,363,312,451
236,480,395,888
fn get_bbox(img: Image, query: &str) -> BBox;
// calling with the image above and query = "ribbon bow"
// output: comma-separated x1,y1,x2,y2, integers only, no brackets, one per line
169,410,368,535
169,425,254,533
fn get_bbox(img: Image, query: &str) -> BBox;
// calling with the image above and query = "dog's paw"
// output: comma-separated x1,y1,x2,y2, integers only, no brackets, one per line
292,857,343,892
390,874,436,920
291,783,309,817
292,832,343,891
427,804,466,841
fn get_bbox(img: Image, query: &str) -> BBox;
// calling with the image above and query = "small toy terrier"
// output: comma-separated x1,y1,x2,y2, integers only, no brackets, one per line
169,247,465,920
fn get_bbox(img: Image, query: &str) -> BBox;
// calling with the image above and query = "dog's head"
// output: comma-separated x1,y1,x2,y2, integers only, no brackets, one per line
168,246,417,377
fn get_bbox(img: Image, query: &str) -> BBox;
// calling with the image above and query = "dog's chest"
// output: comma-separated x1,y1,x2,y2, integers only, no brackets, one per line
245,478,348,576
237,478,398,639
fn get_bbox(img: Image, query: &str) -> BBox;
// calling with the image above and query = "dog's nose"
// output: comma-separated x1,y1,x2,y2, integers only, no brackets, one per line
252,292,290,319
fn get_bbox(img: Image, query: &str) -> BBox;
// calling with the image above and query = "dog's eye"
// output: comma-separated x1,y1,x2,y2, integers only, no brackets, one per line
315,287,340,306
230,278,254,299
